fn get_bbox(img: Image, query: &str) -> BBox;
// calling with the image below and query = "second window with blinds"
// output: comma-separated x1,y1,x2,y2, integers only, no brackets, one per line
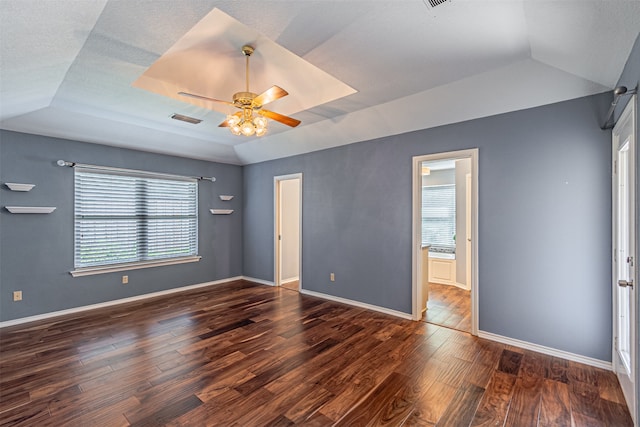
421,184,456,254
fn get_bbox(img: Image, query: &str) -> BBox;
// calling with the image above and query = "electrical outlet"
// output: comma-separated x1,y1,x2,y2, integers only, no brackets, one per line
122,275,128,284
13,291,22,301
330,273,335,282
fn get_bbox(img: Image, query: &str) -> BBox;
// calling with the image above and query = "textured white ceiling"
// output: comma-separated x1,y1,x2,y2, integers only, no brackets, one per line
1,0,638,165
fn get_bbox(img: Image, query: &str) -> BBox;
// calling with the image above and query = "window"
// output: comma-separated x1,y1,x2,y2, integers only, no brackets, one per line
73,167,198,273
422,184,456,252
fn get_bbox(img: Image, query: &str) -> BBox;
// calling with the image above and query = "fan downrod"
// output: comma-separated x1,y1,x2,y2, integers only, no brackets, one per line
236,45,257,103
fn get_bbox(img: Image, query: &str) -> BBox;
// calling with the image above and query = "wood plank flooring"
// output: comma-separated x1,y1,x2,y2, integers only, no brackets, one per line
281,280,300,292
424,283,471,333
0,280,633,426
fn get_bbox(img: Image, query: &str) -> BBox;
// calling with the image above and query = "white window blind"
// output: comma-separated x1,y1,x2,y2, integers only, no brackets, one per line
74,168,198,268
422,184,456,252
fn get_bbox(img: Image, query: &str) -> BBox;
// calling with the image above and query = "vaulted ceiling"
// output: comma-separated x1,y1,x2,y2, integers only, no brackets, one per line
1,1,639,165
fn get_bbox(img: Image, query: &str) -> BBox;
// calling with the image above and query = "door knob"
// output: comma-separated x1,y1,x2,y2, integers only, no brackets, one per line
618,279,634,289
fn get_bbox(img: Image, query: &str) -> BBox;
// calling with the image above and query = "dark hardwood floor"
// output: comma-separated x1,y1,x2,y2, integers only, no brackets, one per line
424,283,471,333
0,280,633,426
281,280,300,292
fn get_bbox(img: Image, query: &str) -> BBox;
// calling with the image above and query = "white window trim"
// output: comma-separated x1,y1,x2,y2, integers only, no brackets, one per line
70,255,201,277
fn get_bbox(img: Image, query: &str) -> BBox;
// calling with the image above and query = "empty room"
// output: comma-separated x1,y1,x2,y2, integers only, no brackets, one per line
1,1,639,426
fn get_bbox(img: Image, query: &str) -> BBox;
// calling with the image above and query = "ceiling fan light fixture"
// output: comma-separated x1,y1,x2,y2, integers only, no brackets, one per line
254,115,268,129
227,114,241,127
230,124,242,135
255,126,268,137
254,119,268,136
227,107,269,137
240,120,256,136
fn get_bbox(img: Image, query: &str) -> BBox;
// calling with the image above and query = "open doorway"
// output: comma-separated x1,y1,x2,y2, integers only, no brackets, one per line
413,149,478,335
274,174,302,291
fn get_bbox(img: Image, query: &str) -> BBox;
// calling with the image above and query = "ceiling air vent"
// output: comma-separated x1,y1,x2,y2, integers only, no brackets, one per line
171,113,202,124
425,0,450,8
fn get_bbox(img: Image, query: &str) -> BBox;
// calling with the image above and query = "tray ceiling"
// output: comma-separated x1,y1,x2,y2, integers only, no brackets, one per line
1,1,638,164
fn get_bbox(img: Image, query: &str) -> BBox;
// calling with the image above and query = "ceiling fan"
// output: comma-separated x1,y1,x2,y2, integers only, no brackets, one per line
178,45,301,137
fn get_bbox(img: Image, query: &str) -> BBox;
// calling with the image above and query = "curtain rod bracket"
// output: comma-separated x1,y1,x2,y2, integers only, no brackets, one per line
601,86,637,130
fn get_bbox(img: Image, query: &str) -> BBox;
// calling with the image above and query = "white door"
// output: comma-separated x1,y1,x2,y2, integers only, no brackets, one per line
613,95,636,423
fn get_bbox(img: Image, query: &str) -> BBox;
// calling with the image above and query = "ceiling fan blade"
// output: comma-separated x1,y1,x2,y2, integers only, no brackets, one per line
253,86,288,107
218,112,242,127
260,109,301,128
178,91,234,106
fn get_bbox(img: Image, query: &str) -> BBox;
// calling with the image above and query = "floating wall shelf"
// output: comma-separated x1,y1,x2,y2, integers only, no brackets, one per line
5,206,56,214
5,183,35,192
219,195,234,201
210,209,233,215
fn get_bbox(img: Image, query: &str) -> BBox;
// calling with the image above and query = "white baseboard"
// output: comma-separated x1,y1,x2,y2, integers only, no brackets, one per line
0,276,243,329
242,276,275,286
281,277,299,285
454,282,470,291
478,330,612,371
300,289,413,321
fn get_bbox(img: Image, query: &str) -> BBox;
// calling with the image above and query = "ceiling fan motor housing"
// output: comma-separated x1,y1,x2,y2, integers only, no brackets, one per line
233,91,259,108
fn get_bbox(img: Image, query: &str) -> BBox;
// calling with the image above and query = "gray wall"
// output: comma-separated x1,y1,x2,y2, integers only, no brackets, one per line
613,32,640,423
243,93,612,361
0,130,243,321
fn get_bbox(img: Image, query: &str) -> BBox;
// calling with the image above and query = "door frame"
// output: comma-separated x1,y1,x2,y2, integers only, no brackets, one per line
274,173,303,288
465,172,472,291
611,94,637,423
412,148,479,336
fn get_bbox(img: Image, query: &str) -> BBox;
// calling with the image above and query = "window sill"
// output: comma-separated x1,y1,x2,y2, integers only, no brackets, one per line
428,252,455,260
70,256,202,277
